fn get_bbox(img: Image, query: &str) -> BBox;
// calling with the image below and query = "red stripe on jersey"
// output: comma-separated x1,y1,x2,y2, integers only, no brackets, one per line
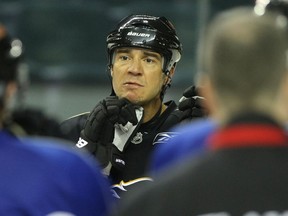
208,124,287,150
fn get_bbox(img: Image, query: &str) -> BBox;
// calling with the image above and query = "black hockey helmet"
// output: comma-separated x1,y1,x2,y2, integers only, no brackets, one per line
106,14,182,75
0,26,23,83
255,0,288,17
0,24,24,109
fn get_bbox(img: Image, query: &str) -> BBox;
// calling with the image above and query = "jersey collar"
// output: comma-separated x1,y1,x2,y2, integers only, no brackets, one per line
208,112,288,150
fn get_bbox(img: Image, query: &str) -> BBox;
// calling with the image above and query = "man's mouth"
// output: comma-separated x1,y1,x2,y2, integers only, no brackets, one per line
123,82,144,87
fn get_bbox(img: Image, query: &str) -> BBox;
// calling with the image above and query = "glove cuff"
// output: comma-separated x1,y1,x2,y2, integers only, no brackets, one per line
76,131,110,168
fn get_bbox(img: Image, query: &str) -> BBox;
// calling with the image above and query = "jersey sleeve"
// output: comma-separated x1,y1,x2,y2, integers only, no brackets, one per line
21,136,115,216
149,118,217,176
59,113,89,143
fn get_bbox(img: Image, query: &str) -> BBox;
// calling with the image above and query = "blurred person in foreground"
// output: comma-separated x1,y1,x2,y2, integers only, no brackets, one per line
0,23,114,216
0,22,66,139
110,6,288,215
60,14,206,198
149,0,288,176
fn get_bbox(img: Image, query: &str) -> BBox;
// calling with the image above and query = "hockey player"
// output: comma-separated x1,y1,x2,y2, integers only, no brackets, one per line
0,24,68,139
60,14,206,196
149,0,288,175
0,24,114,215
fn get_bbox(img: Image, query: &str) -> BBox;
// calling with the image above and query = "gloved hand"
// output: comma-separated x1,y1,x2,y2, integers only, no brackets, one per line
76,96,139,167
178,85,207,120
5,107,63,138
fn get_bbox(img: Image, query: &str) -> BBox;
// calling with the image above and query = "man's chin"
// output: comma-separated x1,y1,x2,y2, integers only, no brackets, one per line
128,98,142,105
120,94,142,105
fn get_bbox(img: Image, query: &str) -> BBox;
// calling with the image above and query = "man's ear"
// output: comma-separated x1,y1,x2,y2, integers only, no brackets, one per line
109,64,114,77
110,68,113,77
198,75,215,118
168,66,175,78
164,66,175,85
277,71,288,121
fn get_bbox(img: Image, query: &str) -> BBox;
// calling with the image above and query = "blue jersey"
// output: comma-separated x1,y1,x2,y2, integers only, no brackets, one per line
149,118,217,175
150,119,288,175
0,130,114,216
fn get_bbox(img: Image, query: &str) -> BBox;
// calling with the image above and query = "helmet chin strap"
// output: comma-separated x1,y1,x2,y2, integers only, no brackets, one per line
160,71,172,101
107,65,116,96
160,61,177,101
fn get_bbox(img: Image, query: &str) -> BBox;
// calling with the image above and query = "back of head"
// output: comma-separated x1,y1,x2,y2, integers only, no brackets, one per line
198,7,288,112
106,14,182,75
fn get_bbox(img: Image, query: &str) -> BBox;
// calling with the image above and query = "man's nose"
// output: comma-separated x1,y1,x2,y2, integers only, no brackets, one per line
127,58,143,75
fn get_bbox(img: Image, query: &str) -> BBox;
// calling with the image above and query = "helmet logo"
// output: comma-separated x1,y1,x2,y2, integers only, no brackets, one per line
127,31,150,37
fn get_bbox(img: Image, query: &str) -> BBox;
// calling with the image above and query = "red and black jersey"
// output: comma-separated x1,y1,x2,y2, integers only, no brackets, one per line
114,113,288,215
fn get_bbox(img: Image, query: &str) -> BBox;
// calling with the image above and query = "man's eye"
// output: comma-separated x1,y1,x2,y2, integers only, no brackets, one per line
120,56,129,61
145,58,154,63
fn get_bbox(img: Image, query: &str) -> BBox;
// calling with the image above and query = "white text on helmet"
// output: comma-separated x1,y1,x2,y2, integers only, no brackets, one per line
127,31,150,37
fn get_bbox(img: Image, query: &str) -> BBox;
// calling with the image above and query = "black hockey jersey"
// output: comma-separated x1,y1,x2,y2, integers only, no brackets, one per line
60,100,185,195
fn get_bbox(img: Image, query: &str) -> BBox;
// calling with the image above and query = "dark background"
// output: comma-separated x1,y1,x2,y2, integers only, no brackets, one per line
0,0,253,120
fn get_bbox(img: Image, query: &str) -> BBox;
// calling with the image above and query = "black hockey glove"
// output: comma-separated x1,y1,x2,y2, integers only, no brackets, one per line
5,107,64,138
179,85,207,120
76,96,138,168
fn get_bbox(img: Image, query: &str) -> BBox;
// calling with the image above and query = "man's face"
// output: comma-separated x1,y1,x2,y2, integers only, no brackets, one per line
111,47,166,105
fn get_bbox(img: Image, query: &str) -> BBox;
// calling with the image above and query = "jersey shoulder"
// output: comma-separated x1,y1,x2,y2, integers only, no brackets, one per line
150,118,217,175
156,100,184,131
0,131,114,215
59,112,90,142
